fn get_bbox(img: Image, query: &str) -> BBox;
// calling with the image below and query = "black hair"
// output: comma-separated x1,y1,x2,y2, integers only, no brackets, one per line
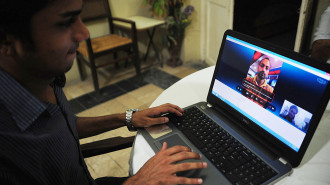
0,0,55,44
290,105,299,114
258,57,272,69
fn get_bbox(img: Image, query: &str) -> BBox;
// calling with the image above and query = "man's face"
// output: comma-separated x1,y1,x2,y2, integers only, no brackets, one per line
14,0,89,78
257,59,270,80
288,107,297,119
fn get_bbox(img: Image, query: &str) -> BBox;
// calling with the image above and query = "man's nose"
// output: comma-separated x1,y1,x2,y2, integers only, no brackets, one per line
73,18,90,42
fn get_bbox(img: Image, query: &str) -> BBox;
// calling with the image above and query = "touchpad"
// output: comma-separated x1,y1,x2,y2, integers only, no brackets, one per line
156,134,205,178
156,134,190,149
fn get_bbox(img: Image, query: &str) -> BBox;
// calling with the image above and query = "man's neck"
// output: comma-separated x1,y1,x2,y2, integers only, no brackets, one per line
0,57,56,103
255,76,265,86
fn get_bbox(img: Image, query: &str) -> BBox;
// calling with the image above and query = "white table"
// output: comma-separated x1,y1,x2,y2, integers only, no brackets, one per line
130,66,330,184
114,16,165,65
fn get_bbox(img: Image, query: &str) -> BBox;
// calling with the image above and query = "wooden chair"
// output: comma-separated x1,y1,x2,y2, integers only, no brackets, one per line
77,0,141,93
81,136,135,158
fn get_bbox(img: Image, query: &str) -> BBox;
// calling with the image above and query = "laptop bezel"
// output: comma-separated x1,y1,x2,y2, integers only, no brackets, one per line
207,30,330,167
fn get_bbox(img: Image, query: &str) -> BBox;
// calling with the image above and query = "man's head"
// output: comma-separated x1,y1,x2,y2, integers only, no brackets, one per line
288,105,298,119
257,58,271,80
0,0,89,79
0,0,54,48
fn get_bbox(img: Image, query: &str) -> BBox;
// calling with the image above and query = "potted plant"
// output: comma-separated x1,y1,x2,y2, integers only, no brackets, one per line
143,0,194,67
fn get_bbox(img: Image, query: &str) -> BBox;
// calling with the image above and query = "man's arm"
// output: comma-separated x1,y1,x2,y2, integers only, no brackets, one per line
76,103,184,139
76,113,126,139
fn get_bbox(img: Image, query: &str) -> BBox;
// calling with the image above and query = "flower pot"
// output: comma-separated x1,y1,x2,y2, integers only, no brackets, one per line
166,39,183,67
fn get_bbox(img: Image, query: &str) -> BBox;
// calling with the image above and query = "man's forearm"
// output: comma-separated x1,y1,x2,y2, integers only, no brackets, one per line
76,113,126,139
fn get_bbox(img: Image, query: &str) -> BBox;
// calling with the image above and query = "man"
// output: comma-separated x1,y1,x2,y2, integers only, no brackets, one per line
0,0,206,185
310,6,330,110
246,58,274,93
311,6,330,64
280,105,298,125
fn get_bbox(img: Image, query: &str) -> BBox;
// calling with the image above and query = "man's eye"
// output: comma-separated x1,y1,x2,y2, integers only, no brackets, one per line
58,17,77,28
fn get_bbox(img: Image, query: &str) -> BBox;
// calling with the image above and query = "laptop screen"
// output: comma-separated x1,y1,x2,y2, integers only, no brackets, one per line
211,35,330,152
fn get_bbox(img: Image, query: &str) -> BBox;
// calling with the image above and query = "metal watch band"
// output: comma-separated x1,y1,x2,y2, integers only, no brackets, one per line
125,109,138,131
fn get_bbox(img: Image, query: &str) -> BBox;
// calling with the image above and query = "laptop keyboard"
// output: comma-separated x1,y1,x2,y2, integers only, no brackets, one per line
168,106,277,185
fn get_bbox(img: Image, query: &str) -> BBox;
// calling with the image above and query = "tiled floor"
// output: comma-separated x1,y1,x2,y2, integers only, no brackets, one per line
63,59,207,179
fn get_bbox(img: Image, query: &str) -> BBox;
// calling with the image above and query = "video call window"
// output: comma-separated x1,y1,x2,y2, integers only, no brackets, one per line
279,100,312,133
242,51,283,108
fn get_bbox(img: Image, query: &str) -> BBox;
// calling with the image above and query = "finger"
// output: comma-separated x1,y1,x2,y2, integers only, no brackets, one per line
162,103,184,113
146,116,169,125
173,176,204,185
167,106,184,116
150,106,183,117
163,145,192,156
161,142,168,151
172,161,207,173
172,104,184,113
167,151,202,164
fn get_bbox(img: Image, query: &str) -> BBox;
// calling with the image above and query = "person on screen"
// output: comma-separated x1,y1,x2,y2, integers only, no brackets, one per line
246,58,274,93
280,105,298,124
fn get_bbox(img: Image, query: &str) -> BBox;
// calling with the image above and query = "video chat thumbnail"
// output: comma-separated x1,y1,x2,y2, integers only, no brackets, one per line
279,100,312,132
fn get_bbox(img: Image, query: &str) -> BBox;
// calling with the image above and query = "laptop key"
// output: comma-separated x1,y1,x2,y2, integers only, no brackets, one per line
181,129,205,148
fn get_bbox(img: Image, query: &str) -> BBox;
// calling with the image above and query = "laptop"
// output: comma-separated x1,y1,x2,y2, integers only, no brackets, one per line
140,30,330,184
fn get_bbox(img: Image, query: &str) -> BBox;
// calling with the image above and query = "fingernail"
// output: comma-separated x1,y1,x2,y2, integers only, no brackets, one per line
198,178,203,184
203,162,207,168
200,154,203,159
164,117,169,123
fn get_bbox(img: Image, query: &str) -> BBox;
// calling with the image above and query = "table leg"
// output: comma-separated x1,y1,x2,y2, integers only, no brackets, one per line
144,27,163,67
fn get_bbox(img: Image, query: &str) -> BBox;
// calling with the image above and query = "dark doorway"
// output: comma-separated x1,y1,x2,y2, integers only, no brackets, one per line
234,0,301,50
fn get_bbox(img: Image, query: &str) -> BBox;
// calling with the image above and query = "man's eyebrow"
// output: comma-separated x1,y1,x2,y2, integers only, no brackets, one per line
59,9,82,18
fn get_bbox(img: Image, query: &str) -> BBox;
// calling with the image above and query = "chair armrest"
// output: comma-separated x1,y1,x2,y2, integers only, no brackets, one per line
112,17,135,24
81,136,135,158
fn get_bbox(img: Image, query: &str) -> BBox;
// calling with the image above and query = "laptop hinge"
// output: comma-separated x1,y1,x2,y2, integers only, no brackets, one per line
279,157,289,165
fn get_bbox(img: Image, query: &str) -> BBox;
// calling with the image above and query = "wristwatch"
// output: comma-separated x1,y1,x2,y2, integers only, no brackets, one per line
125,109,138,131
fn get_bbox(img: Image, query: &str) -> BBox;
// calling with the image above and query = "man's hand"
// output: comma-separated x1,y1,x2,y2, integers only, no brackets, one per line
124,142,207,185
132,103,184,128
311,39,330,63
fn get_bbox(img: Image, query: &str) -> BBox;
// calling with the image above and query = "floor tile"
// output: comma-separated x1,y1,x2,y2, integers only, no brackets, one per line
126,84,164,107
173,67,198,79
108,148,132,174
85,153,128,178
68,99,86,114
142,68,180,89
77,98,128,117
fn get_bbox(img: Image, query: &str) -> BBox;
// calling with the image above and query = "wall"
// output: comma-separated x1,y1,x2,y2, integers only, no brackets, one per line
182,0,202,62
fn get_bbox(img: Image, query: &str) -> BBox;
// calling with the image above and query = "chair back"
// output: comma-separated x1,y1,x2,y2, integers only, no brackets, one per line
81,0,115,33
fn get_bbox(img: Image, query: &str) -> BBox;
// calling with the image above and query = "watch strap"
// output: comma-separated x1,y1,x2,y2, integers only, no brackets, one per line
125,109,138,131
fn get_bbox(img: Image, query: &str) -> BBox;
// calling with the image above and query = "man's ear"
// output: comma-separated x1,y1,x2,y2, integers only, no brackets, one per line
0,35,16,56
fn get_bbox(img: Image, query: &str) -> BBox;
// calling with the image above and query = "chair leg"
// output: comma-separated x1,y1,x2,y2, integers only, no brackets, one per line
89,57,100,93
114,52,120,68
133,44,141,77
144,27,163,67
76,52,86,81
